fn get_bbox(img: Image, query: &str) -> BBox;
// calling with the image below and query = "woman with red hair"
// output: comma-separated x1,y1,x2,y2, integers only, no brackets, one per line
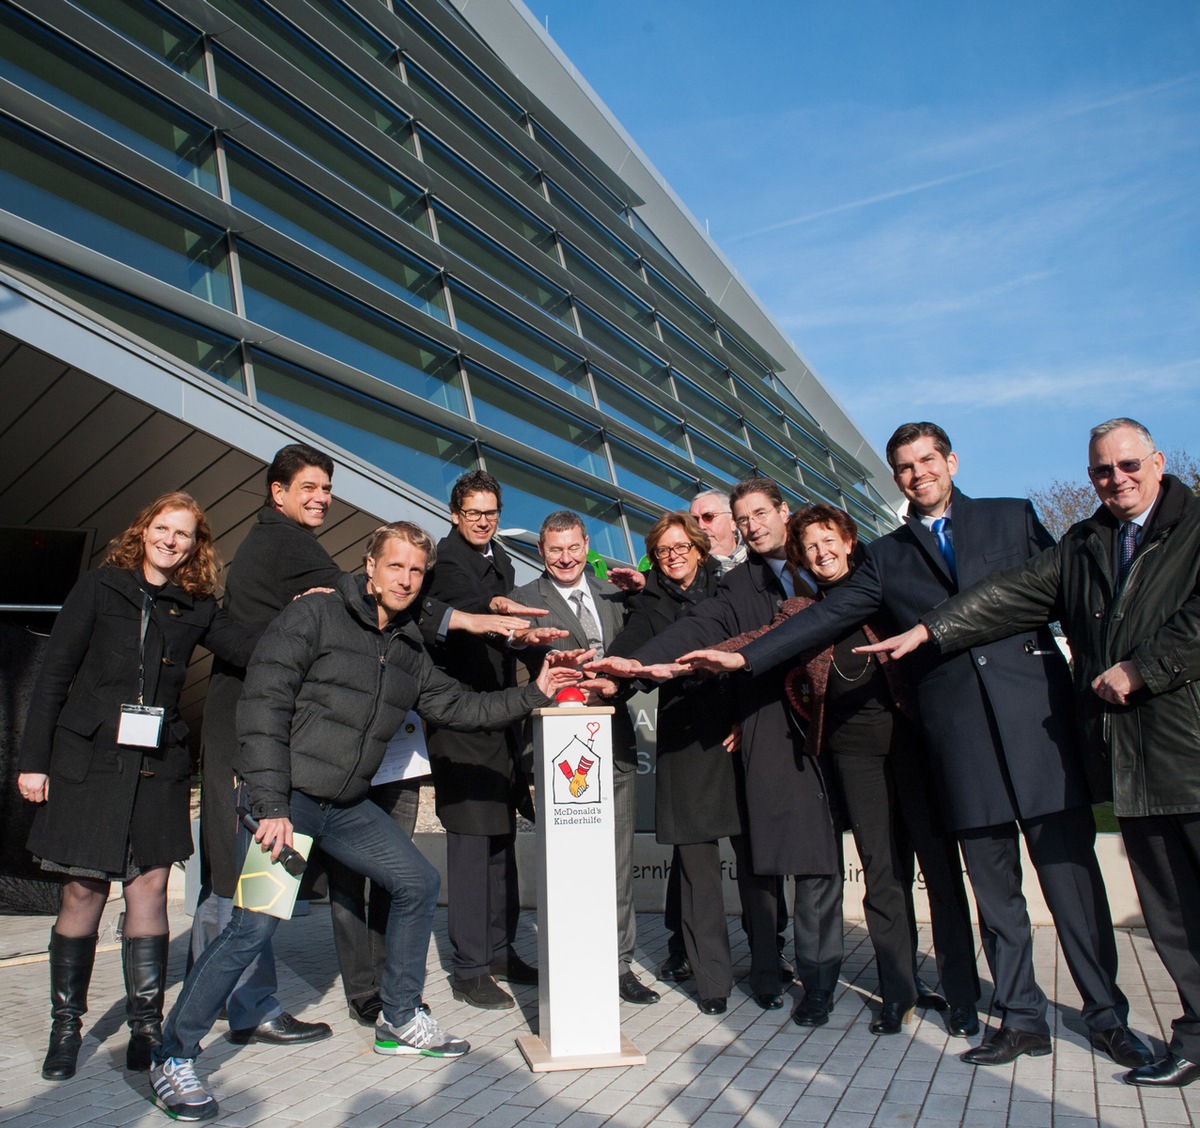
17,492,252,1081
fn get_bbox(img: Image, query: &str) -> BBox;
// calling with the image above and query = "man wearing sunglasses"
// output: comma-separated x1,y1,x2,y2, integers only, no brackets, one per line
865,418,1200,1088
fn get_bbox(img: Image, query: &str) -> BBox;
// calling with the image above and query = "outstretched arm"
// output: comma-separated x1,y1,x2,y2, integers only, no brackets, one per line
854,623,931,659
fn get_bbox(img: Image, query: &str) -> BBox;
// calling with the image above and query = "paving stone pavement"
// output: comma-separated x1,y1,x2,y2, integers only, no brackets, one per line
1,897,1195,1127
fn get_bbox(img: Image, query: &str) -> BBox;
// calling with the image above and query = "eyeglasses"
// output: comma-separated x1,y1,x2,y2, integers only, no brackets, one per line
734,506,777,531
652,542,695,561
1087,457,1152,482
458,508,500,522
693,510,730,524
543,543,586,560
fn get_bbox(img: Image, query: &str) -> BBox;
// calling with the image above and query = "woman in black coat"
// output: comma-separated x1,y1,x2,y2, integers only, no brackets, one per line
17,491,253,1081
608,512,746,1014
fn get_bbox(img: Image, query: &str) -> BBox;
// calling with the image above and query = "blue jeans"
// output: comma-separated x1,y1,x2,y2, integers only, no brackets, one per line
158,790,441,1062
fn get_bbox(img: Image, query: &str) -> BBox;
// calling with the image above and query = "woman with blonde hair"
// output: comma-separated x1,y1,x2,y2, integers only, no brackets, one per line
17,492,252,1081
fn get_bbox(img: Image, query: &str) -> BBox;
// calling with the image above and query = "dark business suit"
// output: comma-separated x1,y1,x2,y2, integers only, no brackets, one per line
740,489,1128,1036
633,554,841,997
510,573,640,975
421,530,522,978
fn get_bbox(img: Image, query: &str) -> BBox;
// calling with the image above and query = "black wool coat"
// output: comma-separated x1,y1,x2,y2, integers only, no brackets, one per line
741,490,1090,832
19,566,253,874
631,556,840,877
608,562,745,845
419,531,522,836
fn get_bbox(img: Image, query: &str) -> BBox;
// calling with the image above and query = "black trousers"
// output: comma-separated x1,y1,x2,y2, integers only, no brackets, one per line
1120,811,1200,1061
675,840,733,998
960,804,1126,1035
327,778,422,1002
445,828,519,978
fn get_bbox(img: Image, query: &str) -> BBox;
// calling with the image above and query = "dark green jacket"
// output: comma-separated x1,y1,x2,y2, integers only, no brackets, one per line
926,475,1200,817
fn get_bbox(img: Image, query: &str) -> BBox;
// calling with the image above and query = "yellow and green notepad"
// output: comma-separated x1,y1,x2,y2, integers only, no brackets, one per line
233,833,314,919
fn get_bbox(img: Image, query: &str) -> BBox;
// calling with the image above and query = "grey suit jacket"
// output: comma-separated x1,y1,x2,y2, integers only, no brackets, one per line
510,572,638,772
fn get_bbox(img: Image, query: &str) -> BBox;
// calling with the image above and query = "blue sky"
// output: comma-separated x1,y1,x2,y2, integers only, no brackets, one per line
525,1,1200,502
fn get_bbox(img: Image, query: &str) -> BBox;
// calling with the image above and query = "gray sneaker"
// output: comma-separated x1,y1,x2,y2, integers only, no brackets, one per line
149,1056,218,1121
374,1009,470,1058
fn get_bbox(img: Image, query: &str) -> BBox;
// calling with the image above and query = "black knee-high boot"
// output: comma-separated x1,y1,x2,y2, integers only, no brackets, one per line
42,930,97,1081
123,934,169,1070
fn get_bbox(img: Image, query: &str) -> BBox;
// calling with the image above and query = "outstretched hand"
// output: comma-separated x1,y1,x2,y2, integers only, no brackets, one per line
535,659,585,698
678,649,745,675
545,647,597,669
853,623,930,659
607,567,647,593
491,596,549,618
584,655,643,679
513,625,570,646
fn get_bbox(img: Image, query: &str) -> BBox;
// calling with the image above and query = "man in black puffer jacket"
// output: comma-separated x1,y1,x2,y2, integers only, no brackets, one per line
863,418,1200,1089
149,523,581,1123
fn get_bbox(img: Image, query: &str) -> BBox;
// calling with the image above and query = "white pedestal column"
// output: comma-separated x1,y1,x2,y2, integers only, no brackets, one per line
515,704,645,1072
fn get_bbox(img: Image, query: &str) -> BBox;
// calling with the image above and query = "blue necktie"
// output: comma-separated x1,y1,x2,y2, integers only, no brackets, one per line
1117,522,1138,586
931,516,957,583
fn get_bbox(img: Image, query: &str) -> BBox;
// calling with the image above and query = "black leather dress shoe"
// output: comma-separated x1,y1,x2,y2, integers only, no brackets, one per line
452,973,515,1010
659,952,693,982
915,978,949,1012
348,994,383,1026
870,1002,915,1035
947,1005,980,1038
699,997,727,1015
792,988,834,1028
961,1026,1051,1065
1090,1024,1154,1068
490,951,539,986
1125,1052,1200,1088
755,993,785,1010
619,971,660,1005
229,1012,332,1045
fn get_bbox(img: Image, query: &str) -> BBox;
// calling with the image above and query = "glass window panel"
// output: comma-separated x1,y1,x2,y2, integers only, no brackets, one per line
309,0,396,64
481,448,629,562
745,424,802,488
576,305,665,383
799,461,845,505
0,243,244,390
789,424,832,469
213,50,428,232
239,248,464,413
843,494,882,533
560,240,653,327
466,365,609,480
719,329,774,384
405,59,536,183
450,283,590,402
418,131,554,255
251,349,474,499
72,0,206,84
658,316,726,383
390,0,525,125
624,506,662,564
226,145,446,321
545,179,640,272
627,213,691,280
609,440,697,512
673,375,741,434
0,119,231,307
0,9,217,192
592,371,687,457
209,0,411,141
433,204,570,324
530,119,626,214
688,431,752,486
643,263,716,342
832,454,869,489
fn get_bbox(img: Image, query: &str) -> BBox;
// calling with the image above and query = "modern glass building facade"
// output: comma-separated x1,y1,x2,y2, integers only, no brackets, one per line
0,0,898,564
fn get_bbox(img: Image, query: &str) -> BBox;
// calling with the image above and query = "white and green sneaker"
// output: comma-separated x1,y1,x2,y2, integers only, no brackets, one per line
149,1056,219,1121
374,1009,470,1058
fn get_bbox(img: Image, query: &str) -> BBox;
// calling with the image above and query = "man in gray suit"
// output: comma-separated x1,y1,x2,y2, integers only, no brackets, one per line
509,510,658,1004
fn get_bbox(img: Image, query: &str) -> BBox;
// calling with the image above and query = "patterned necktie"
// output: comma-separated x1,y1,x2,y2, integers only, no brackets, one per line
569,589,604,657
931,516,958,583
1118,522,1139,586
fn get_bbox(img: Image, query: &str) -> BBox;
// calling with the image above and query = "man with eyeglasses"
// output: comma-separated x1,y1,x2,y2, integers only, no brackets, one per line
862,418,1200,1087
420,471,566,1010
693,424,1151,1070
509,511,659,1004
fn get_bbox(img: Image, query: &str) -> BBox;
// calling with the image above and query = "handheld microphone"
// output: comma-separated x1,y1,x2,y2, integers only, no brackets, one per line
236,806,308,878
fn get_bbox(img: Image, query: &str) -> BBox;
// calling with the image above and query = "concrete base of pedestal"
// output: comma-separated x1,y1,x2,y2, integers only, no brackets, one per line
516,1032,646,1073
